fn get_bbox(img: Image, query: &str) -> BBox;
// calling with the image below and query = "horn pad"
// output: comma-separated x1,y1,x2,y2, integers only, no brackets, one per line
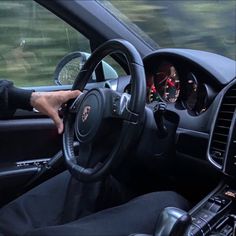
75,89,104,143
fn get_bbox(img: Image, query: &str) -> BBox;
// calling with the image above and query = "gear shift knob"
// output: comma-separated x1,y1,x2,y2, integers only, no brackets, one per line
154,207,191,236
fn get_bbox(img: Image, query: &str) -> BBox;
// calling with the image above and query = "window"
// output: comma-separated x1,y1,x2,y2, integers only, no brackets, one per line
101,0,236,60
102,55,127,78
0,0,90,87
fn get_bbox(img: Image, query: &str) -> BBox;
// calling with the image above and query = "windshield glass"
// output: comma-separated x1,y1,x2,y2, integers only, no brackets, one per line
100,0,236,60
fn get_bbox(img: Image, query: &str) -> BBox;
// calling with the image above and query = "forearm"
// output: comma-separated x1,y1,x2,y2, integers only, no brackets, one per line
0,80,81,133
0,80,34,111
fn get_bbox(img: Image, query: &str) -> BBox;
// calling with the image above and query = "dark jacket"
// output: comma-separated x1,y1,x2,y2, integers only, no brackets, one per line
0,80,33,112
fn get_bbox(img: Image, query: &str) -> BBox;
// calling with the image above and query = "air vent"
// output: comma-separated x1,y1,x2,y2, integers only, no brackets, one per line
209,84,236,168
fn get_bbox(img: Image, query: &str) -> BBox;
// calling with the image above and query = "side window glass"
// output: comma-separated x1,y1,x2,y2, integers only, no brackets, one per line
54,53,128,85
102,55,127,79
0,1,90,87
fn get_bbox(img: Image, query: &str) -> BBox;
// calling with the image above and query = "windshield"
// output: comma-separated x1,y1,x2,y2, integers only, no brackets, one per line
100,0,236,60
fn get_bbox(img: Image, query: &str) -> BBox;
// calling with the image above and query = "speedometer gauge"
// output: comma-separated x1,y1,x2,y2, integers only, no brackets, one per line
154,63,180,103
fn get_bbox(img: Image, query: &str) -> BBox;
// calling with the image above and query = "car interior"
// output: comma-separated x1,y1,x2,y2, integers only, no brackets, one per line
0,0,235,235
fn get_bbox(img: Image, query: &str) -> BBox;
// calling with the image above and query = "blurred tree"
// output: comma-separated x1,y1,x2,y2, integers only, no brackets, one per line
0,0,235,87
0,0,90,86
108,0,235,60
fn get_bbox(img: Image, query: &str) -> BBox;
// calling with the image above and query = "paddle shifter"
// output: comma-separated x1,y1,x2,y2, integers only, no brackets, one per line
154,207,191,236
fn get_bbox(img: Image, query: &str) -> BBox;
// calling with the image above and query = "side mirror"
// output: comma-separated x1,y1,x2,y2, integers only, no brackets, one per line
54,51,87,85
54,51,118,85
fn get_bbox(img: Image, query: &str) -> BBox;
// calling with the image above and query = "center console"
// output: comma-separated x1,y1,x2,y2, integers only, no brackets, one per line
186,80,236,235
186,183,236,235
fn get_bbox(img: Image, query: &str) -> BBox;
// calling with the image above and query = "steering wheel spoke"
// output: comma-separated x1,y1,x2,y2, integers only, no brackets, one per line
119,103,139,123
102,89,122,119
103,90,139,123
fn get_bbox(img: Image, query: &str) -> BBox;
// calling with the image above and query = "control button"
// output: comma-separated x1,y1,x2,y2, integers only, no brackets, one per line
209,195,228,204
214,199,222,205
189,224,204,236
192,217,210,233
193,218,206,228
205,195,230,213
220,224,233,235
214,195,230,204
208,197,215,203
196,210,214,223
207,202,221,213
112,96,120,114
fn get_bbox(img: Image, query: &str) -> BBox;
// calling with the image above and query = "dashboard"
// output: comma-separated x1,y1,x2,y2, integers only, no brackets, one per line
115,48,236,177
121,49,235,118
143,49,236,174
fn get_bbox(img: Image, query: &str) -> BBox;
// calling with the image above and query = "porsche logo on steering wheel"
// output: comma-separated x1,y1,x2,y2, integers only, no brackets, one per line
82,106,91,122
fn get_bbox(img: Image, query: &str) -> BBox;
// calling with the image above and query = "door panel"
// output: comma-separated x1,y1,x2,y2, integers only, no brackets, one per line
0,114,61,206
0,0,93,206
0,118,60,163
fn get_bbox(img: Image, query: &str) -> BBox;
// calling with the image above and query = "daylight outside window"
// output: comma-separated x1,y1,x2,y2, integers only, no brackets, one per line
101,0,236,60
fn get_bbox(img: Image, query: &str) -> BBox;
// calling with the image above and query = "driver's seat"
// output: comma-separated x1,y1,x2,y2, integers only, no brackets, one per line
0,171,189,236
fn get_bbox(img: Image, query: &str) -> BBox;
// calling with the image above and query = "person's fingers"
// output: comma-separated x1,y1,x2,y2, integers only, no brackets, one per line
70,90,82,98
61,90,81,102
50,111,64,134
57,122,64,134
31,90,82,133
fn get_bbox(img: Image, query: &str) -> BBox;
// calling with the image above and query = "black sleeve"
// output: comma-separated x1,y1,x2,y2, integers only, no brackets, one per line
0,80,34,112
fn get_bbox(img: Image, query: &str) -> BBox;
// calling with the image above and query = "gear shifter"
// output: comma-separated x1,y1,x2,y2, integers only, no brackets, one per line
154,207,191,236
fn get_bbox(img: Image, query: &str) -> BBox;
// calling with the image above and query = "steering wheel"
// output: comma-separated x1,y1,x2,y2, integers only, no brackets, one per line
63,39,146,182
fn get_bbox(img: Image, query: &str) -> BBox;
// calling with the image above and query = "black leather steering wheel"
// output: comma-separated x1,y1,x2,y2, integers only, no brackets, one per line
63,39,146,182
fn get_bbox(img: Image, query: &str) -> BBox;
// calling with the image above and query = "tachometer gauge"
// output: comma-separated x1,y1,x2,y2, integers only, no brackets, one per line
146,75,160,103
154,63,180,103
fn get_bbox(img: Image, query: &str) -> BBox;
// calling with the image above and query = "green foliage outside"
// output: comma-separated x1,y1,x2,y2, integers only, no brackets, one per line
0,0,90,87
105,0,236,60
0,0,235,87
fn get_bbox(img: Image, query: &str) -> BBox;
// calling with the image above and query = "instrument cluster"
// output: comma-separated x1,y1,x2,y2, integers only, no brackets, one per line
146,61,212,115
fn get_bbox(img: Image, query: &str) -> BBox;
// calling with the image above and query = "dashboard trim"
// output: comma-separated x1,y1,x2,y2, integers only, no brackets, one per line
207,79,236,172
223,109,236,175
176,128,209,139
144,49,236,85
